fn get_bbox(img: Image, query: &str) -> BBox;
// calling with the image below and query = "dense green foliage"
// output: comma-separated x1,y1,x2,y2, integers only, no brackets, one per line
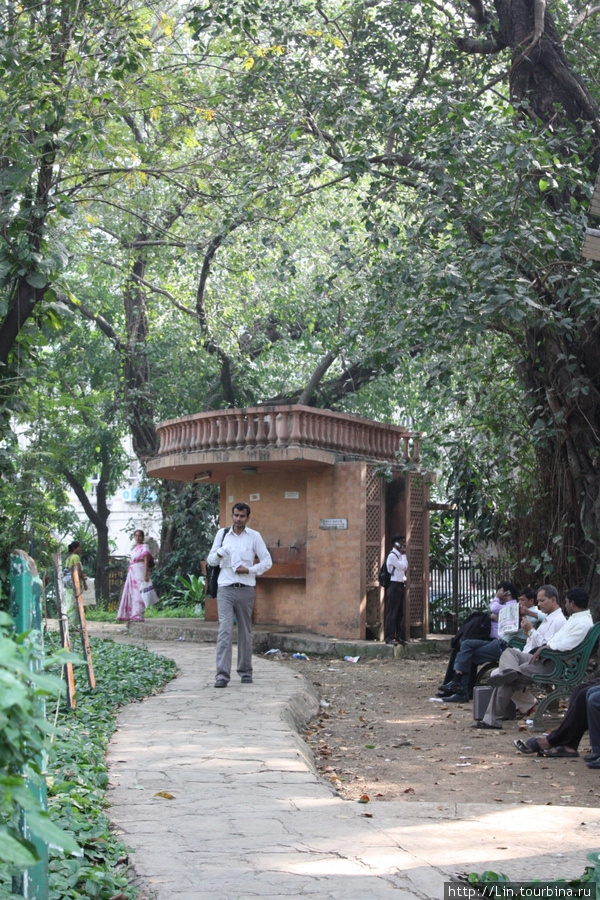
1,0,599,603
0,616,78,877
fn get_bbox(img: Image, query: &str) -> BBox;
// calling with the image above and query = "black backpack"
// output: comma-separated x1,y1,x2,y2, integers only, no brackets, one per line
379,547,402,588
378,562,392,589
205,527,230,598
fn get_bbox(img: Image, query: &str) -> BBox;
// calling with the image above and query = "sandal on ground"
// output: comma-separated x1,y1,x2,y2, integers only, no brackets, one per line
542,745,579,758
513,737,543,755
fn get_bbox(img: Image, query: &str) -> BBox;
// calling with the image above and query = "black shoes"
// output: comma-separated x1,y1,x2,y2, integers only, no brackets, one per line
445,692,469,703
473,720,502,729
514,737,542,755
438,680,463,697
214,679,227,688
241,675,253,684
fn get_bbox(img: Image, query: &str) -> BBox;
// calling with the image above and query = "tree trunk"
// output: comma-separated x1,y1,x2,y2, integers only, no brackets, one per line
123,250,158,462
95,478,111,602
63,464,112,602
459,0,600,610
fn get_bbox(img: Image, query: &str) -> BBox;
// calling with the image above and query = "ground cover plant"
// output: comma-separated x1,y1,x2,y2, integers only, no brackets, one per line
466,852,600,894
84,603,204,622
0,615,79,879
0,634,176,899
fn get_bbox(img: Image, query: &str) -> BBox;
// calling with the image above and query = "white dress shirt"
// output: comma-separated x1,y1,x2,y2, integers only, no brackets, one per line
547,608,593,651
207,526,272,587
524,606,566,652
386,548,408,583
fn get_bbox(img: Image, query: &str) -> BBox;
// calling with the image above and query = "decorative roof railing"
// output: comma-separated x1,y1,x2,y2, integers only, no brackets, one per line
154,405,421,465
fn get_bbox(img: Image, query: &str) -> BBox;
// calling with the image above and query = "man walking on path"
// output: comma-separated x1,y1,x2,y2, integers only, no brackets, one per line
207,502,272,688
384,534,408,645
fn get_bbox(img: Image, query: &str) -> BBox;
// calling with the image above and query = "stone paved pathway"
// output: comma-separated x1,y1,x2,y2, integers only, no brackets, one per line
103,633,599,900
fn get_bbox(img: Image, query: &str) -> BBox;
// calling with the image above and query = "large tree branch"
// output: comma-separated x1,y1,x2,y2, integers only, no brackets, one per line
0,281,45,366
62,467,104,531
0,138,56,364
297,352,337,406
455,35,504,53
264,362,379,407
60,293,123,353
564,4,600,41
302,114,345,162
196,234,224,328
467,0,494,25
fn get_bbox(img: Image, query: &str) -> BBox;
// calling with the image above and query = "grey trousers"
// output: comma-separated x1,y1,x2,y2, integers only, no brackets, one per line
216,584,255,683
482,647,552,727
491,646,554,680
483,683,529,726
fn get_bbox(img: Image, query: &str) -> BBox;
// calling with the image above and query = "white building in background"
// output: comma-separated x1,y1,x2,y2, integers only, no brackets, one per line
67,438,162,557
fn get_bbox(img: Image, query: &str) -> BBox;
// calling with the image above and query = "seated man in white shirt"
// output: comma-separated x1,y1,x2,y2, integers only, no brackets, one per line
476,586,592,729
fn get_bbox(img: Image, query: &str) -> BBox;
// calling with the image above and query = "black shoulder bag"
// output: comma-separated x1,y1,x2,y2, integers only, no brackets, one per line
205,527,230,598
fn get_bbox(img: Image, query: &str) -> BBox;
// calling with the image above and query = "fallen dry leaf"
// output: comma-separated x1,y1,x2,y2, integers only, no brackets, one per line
154,791,175,800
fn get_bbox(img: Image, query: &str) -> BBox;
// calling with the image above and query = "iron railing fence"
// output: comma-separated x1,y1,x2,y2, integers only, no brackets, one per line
98,557,129,613
429,559,514,634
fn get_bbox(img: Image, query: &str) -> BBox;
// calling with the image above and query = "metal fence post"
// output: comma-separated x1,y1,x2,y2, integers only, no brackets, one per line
452,508,460,630
10,550,49,900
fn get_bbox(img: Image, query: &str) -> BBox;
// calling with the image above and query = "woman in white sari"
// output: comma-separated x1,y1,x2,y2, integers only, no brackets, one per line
117,529,152,622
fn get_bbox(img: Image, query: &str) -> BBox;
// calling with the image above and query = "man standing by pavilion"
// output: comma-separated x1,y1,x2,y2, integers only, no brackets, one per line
384,534,408,645
207,502,272,688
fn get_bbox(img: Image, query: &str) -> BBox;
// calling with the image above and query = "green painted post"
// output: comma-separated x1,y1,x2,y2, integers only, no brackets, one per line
10,551,49,900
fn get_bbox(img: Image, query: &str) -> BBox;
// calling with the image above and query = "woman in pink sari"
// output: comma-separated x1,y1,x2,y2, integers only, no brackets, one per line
117,529,152,622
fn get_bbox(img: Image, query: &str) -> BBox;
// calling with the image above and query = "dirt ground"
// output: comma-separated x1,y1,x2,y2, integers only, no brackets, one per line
274,652,600,808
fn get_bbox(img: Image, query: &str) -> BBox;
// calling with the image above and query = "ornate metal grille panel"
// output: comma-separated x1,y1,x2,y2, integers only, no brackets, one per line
409,473,425,627
366,504,381,540
366,470,381,502
366,465,383,589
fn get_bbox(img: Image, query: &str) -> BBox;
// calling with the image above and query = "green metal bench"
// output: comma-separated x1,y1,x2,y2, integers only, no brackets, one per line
529,621,600,729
